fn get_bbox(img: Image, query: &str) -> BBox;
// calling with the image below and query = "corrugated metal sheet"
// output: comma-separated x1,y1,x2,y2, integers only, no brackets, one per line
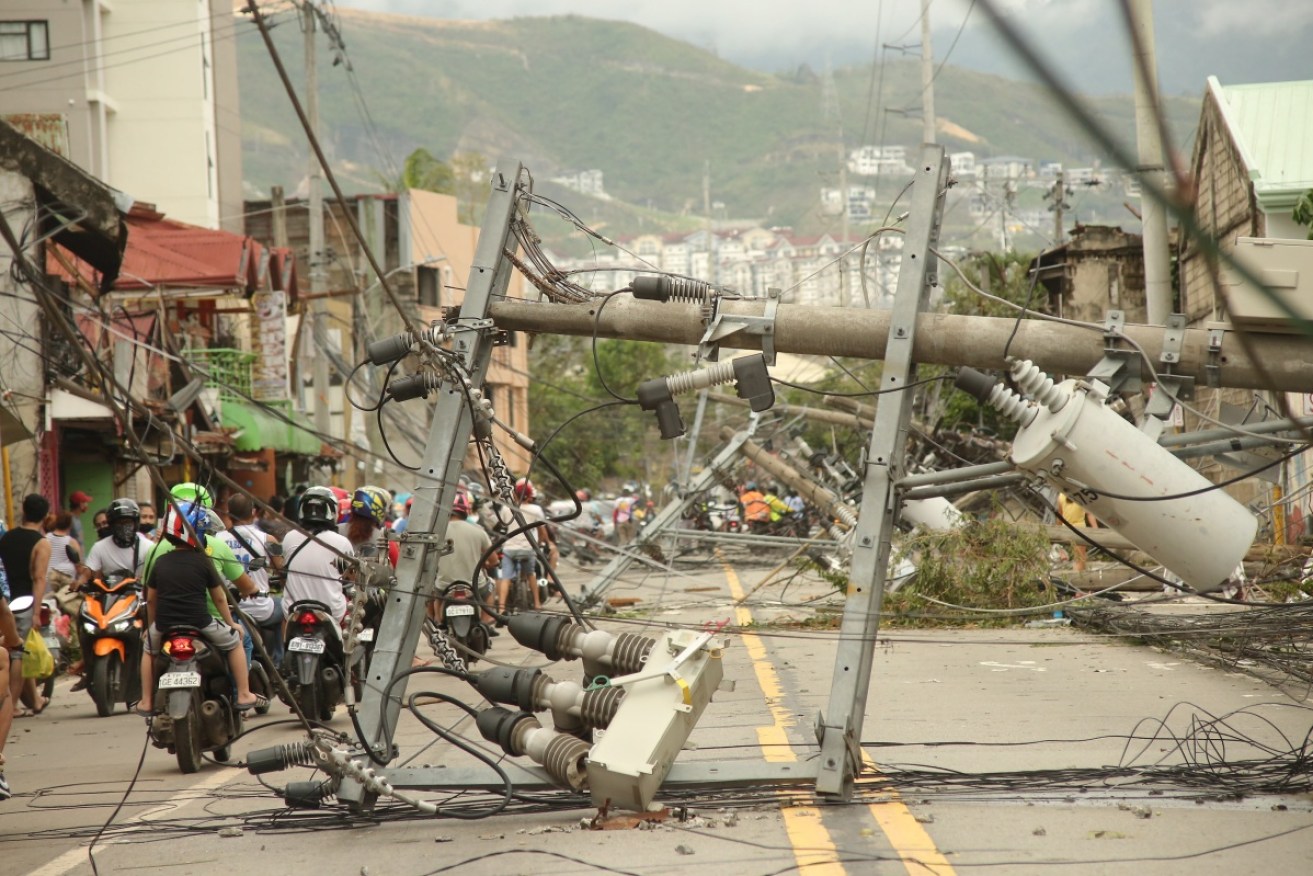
0,113,69,156
1220,80,1313,206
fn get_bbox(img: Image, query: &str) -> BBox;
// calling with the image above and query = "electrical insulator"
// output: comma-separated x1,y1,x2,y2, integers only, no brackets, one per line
636,353,775,439
955,364,1257,588
366,324,450,366
472,667,626,733
507,612,654,678
386,372,443,402
630,275,714,304
476,707,591,791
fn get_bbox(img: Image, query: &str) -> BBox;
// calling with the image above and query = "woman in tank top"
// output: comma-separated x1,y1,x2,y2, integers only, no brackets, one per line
45,509,82,593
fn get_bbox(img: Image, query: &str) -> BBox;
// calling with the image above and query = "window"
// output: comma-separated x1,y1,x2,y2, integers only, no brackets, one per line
0,21,49,61
417,264,441,308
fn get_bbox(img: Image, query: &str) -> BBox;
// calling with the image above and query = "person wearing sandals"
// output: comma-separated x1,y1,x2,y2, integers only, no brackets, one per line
134,502,263,716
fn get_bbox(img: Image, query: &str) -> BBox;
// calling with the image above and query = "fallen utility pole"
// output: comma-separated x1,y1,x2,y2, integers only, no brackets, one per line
488,298,1313,393
709,393,873,431
719,425,857,529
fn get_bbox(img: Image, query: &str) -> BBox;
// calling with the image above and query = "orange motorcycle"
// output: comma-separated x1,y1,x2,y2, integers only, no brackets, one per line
78,570,145,717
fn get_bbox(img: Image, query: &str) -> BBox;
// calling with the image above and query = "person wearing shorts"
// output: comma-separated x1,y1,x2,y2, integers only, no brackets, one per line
134,503,261,716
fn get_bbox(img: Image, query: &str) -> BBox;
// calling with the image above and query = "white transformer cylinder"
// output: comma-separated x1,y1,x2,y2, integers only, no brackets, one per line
900,496,965,532
1011,378,1256,589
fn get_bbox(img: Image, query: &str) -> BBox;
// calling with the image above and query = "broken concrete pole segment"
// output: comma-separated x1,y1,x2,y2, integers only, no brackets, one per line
958,362,1257,588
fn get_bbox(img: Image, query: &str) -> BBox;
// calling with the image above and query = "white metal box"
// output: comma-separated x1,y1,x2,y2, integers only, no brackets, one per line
1220,237,1313,331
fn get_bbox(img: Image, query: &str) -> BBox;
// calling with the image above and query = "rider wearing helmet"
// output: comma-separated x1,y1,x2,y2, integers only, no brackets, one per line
739,481,770,526
341,485,397,567
494,478,555,614
281,486,356,623
434,490,495,626
135,501,261,716
142,486,258,646
78,498,153,587
170,482,214,509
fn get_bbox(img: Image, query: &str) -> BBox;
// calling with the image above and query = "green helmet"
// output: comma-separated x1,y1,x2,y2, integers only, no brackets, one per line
171,482,214,508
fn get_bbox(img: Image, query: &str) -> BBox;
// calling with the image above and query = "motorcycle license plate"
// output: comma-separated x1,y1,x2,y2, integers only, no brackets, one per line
288,637,326,654
158,671,201,690
357,628,374,642
445,604,475,617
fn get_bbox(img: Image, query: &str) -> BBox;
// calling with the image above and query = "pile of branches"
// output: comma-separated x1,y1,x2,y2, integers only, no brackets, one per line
1072,602,1313,685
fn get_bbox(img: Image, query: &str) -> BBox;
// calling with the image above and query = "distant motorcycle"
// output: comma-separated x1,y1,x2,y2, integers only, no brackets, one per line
147,626,245,773
432,578,491,667
78,571,145,717
281,600,346,722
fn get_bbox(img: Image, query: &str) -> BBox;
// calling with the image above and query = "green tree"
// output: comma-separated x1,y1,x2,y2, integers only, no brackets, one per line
933,250,1043,439
377,148,455,194
528,334,687,493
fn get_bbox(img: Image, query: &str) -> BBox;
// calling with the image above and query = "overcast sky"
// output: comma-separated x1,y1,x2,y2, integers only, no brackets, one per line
331,0,1309,94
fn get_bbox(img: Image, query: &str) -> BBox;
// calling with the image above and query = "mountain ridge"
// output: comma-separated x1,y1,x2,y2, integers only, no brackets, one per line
237,11,1201,234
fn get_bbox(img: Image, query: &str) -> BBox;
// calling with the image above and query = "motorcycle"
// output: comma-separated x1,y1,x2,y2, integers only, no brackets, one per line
78,571,145,717
280,600,346,722
147,626,244,773
432,578,491,667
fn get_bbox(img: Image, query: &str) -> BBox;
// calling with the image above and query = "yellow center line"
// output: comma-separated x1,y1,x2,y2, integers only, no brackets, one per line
862,753,957,876
723,559,845,876
723,555,956,876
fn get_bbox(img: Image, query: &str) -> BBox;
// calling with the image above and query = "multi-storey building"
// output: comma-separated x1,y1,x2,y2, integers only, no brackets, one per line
0,0,241,231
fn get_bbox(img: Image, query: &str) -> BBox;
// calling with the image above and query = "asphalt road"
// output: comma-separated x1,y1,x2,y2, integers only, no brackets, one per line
2,548,1311,875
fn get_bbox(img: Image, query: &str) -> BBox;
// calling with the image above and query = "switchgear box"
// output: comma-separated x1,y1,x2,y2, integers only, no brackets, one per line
1220,237,1313,331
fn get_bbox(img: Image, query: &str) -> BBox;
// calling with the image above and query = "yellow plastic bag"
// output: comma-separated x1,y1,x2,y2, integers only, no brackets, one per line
22,627,54,679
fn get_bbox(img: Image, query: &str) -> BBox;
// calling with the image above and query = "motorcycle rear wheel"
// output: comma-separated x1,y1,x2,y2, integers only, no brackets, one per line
293,682,321,725
174,703,204,774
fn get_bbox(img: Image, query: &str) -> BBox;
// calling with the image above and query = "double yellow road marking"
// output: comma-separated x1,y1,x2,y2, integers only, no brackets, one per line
723,562,954,875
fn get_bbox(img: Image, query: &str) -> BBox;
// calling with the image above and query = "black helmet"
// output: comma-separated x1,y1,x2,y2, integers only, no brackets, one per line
107,498,141,548
299,486,338,531
106,498,141,523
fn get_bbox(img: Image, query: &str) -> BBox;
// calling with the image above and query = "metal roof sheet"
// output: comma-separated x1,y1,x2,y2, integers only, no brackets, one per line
1213,77,1313,208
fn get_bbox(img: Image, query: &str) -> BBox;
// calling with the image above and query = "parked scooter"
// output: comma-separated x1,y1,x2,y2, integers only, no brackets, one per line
147,626,244,773
78,571,145,717
281,600,346,722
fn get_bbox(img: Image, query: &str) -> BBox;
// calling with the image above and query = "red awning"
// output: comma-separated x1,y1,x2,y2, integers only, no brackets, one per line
47,207,267,295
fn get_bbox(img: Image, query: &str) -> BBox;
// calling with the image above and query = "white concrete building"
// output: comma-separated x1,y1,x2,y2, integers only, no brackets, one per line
0,0,241,231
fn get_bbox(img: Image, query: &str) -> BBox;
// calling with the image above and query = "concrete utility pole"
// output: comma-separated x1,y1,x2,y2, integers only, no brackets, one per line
720,426,857,528
1050,170,1068,244
305,3,331,439
920,0,936,145
487,296,1313,394
1129,0,1172,326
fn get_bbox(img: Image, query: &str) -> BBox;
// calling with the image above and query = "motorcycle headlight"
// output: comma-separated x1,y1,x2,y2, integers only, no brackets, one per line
109,617,134,633
83,621,98,634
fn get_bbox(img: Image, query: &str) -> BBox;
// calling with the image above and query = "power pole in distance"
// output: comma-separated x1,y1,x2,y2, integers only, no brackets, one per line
305,2,331,441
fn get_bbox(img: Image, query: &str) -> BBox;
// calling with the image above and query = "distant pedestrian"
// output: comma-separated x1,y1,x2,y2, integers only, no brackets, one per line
92,508,110,542
137,501,158,540
44,510,82,605
67,491,93,545
1057,492,1094,572
0,494,52,718
256,495,291,540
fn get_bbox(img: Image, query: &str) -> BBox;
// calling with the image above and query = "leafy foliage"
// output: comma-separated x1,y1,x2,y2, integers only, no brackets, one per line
1294,188,1313,240
933,250,1044,440
528,333,687,491
883,515,1056,627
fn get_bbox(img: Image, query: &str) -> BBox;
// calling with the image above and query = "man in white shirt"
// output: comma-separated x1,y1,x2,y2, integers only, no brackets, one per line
79,499,153,586
221,494,284,660
281,487,355,624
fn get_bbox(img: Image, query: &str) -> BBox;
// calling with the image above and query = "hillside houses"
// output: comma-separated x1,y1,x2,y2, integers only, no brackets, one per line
547,225,904,307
